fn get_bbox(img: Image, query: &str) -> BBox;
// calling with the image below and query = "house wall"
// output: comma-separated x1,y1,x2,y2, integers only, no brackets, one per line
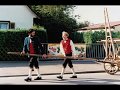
0,5,37,29
77,28,114,33
77,29,103,33
114,25,120,32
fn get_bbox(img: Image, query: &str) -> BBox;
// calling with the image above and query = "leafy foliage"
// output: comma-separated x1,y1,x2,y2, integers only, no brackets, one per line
29,5,79,43
0,29,47,60
83,31,93,44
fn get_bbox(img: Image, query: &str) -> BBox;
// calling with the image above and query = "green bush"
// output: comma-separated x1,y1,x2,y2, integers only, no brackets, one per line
83,31,93,44
0,29,47,60
1,28,120,60
71,32,84,43
71,30,120,44
92,30,105,43
112,31,120,38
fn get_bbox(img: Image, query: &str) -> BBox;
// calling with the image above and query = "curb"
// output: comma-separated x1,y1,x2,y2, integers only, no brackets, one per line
0,70,105,78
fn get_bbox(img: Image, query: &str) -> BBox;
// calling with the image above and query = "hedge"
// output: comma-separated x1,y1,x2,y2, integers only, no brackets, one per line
0,29,47,60
1,29,120,60
72,30,120,44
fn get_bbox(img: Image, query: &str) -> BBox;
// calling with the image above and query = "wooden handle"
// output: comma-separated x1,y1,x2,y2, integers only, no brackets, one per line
7,52,98,60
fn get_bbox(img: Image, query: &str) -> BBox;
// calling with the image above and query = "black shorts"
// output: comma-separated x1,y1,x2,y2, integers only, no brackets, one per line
29,56,39,69
62,53,73,68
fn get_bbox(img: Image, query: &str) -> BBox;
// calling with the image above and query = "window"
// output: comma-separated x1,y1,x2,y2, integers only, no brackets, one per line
0,22,9,29
0,21,16,30
0,21,10,30
10,22,15,29
33,18,41,25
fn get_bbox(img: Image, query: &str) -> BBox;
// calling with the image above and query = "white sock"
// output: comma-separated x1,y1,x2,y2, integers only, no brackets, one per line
60,68,65,77
28,68,32,78
36,68,41,77
71,68,76,76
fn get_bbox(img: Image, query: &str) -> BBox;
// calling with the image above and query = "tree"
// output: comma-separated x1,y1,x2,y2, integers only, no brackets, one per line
29,5,78,43
77,21,89,29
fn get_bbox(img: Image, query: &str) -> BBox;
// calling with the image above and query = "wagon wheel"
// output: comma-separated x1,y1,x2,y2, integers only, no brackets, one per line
104,58,119,75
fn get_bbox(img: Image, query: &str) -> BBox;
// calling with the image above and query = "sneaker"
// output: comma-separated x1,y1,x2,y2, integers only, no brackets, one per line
24,77,32,82
57,75,63,79
70,75,77,78
34,77,42,80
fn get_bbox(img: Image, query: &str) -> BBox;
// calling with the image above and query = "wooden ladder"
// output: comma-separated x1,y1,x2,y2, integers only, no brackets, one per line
104,8,116,60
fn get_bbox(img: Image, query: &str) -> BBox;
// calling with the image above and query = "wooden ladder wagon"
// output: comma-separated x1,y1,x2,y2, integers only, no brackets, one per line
98,8,120,75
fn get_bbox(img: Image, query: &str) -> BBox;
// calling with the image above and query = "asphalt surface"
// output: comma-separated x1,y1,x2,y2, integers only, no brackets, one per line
0,60,105,77
1,72,120,85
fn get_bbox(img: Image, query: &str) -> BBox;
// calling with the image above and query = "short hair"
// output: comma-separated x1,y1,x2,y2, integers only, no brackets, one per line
62,31,69,37
28,28,35,34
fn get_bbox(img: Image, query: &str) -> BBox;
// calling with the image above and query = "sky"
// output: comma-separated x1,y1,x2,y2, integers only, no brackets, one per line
72,5,120,24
